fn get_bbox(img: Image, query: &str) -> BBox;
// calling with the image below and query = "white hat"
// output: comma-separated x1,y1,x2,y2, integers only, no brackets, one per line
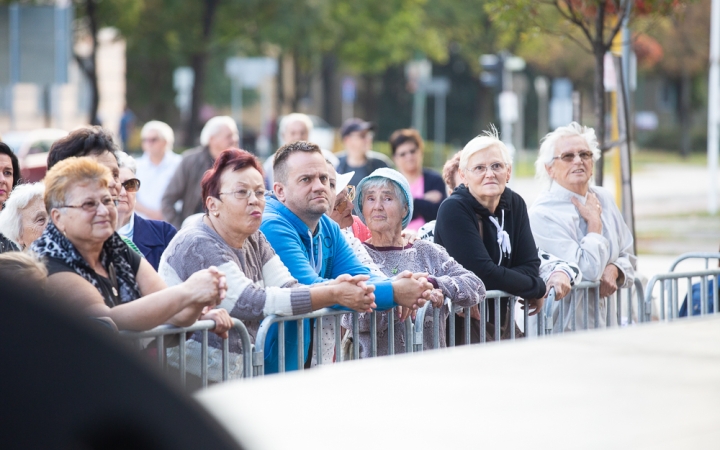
336,171,355,194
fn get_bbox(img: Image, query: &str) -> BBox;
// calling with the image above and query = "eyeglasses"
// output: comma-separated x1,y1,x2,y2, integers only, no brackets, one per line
467,162,506,176
334,185,356,213
219,188,267,201
553,151,594,163
121,178,141,193
395,147,418,159
59,196,118,213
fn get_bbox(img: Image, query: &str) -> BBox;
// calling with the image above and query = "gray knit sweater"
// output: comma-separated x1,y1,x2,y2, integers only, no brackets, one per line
343,239,485,357
158,220,312,379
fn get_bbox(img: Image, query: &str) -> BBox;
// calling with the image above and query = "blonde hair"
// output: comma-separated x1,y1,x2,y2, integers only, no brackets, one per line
459,127,512,171
44,157,111,212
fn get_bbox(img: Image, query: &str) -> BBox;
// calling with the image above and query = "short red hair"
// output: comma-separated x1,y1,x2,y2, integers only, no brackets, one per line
201,149,264,212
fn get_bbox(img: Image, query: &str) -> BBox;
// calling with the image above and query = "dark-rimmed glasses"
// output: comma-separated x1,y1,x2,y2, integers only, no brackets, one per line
121,178,141,193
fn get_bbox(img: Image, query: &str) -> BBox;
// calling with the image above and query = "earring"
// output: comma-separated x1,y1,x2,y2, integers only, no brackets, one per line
213,212,219,217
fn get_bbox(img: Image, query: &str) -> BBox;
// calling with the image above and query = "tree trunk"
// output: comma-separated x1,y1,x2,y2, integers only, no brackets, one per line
184,0,220,146
363,74,377,123
679,69,692,158
86,0,100,125
321,53,337,125
593,5,606,187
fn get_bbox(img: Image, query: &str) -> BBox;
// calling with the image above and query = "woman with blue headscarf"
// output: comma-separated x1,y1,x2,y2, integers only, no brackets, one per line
343,168,485,356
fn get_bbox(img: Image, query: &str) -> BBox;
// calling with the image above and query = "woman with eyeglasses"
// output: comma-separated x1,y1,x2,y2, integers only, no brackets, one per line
32,157,231,334
116,152,177,270
389,129,446,231
529,122,635,330
435,130,550,342
159,149,377,378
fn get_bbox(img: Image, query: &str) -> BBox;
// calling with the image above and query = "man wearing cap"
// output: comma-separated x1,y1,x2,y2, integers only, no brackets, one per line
260,140,432,371
336,118,393,187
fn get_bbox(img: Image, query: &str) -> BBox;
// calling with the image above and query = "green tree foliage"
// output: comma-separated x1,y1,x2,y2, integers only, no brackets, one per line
485,0,688,183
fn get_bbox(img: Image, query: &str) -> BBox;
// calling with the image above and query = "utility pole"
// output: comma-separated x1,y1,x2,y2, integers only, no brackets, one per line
708,0,720,214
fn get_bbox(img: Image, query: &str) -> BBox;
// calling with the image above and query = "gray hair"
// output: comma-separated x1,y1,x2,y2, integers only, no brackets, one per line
116,151,137,174
278,113,313,144
0,182,45,248
141,120,175,153
357,178,408,211
459,126,513,171
535,122,601,189
200,116,238,146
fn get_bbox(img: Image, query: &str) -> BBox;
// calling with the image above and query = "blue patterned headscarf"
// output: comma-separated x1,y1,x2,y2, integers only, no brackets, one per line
354,167,414,229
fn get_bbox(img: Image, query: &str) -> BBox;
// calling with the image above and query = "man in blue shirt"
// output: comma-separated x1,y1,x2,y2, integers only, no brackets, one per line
260,141,432,372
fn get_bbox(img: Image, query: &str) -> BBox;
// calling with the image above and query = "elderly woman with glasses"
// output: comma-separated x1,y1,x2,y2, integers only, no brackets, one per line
341,168,484,356
32,157,230,333
529,122,635,330
0,182,47,252
116,152,177,270
159,148,377,377
435,130,549,342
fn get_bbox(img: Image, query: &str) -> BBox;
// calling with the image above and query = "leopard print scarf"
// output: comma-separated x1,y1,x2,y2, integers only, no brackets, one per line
32,222,141,304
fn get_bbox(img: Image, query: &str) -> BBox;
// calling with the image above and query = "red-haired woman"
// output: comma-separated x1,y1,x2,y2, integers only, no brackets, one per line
158,148,375,377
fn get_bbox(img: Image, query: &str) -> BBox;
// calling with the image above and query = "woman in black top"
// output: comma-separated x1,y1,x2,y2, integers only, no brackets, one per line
32,156,231,333
435,131,547,342
0,141,21,251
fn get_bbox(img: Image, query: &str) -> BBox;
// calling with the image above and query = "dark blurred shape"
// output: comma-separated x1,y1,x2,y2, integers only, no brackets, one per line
0,276,245,450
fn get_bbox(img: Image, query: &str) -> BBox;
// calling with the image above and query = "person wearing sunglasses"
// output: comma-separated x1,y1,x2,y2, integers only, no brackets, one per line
116,152,177,271
529,122,636,330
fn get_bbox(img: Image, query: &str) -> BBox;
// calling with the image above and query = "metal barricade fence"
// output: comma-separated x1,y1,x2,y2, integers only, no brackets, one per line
415,280,647,348
120,318,253,388
668,252,720,272
644,268,720,321
252,307,414,376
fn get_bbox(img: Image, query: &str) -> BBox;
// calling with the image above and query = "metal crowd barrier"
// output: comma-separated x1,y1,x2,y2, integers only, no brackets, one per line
120,318,253,388
644,268,720,321
252,307,414,376
668,252,720,272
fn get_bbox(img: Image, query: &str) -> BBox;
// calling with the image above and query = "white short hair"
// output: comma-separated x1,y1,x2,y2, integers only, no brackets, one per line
535,122,601,189
200,116,238,146
141,120,175,153
278,113,313,144
116,151,137,174
0,182,45,247
459,127,512,171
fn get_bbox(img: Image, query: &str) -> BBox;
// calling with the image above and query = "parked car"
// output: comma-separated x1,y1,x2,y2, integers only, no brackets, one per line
2,128,68,182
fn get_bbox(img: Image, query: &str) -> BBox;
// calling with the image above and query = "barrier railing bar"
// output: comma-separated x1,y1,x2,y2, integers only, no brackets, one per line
201,329,208,387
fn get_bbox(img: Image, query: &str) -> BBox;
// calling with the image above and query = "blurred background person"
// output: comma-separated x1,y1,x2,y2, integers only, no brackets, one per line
389,128,446,231
116,152,177,270
336,118,392,186
263,113,339,189
0,182,47,252
435,131,547,342
162,116,239,228
0,142,20,209
32,157,230,333
134,121,181,221
346,168,484,356
530,122,635,330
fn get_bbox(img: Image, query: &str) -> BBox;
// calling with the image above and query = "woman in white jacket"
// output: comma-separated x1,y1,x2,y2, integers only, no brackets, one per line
529,122,636,330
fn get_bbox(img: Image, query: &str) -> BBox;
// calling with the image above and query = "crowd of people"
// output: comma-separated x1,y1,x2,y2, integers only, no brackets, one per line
0,114,637,377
